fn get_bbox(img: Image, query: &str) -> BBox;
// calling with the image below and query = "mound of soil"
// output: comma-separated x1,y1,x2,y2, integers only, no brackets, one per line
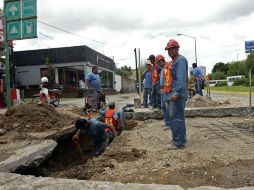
0,103,75,133
186,95,229,108
125,120,138,130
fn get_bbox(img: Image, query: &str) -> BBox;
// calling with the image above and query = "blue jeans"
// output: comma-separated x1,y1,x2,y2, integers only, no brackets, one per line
119,110,126,129
168,97,187,146
150,82,161,109
143,88,151,108
94,138,107,156
195,80,203,96
163,94,172,129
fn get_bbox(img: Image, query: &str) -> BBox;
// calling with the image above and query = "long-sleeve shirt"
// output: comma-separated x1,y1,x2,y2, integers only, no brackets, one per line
143,70,152,89
160,55,188,98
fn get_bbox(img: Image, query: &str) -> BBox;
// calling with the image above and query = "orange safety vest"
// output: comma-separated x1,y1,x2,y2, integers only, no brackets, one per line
163,56,178,93
152,64,159,84
104,109,120,132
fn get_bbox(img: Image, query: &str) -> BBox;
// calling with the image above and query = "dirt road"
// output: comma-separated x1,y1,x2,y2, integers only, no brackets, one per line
48,116,254,188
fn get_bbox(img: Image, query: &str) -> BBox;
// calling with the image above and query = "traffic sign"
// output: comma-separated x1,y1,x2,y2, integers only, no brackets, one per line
22,0,37,19
22,18,37,39
245,40,254,53
7,21,21,40
5,1,21,21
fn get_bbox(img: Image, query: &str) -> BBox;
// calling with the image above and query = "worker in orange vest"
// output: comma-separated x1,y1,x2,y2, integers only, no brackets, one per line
100,102,123,143
161,39,188,150
148,54,162,109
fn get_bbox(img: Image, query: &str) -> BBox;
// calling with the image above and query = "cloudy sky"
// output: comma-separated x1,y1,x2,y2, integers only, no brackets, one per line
1,0,254,73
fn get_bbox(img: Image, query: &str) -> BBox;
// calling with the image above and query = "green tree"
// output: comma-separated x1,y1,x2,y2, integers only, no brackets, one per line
212,62,229,74
227,61,247,76
245,52,254,74
45,58,55,84
211,71,226,80
115,65,133,77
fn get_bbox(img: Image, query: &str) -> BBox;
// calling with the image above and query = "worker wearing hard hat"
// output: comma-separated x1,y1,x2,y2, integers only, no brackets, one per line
148,54,162,109
142,62,152,108
161,39,188,150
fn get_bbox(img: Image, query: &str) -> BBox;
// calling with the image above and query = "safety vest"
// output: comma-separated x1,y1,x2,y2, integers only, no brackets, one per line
0,80,3,93
104,109,120,132
152,64,159,84
163,56,178,93
163,63,173,93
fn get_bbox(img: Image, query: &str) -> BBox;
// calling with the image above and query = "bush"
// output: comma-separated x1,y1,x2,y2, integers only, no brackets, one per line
232,78,246,86
243,79,254,86
215,81,227,87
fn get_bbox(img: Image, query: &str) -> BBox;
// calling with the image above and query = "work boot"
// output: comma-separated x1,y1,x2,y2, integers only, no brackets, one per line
167,143,185,150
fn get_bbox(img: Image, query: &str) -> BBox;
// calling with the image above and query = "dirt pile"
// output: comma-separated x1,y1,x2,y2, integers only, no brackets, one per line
0,103,75,133
186,95,230,108
125,120,138,130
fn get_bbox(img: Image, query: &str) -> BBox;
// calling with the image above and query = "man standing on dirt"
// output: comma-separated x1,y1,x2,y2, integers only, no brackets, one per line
86,66,101,93
148,54,161,109
73,118,117,156
162,39,188,150
142,63,152,108
190,63,203,96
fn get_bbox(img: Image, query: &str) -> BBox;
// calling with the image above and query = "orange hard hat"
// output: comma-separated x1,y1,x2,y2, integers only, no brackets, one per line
165,39,180,50
155,54,165,63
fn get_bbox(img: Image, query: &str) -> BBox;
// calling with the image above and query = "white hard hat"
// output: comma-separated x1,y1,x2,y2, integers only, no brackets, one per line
41,77,48,83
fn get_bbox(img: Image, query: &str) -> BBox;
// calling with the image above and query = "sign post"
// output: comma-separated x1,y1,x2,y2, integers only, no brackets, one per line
3,0,37,108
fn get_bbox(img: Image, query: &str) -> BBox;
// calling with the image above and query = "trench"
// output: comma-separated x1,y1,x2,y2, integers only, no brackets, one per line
14,119,140,178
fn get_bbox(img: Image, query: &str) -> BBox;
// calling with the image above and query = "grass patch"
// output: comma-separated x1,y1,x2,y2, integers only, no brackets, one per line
207,86,252,92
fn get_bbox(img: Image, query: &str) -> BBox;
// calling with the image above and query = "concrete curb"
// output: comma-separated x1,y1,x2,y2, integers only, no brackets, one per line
0,140,57,172
0,172,253,190
124,106,254,120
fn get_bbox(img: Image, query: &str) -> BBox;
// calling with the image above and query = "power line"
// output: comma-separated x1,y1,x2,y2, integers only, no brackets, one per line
38,20,106,45
115,56,134,62
38,31,54,40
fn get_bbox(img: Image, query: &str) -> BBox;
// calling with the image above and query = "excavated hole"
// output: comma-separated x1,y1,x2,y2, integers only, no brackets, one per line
14,119,140,178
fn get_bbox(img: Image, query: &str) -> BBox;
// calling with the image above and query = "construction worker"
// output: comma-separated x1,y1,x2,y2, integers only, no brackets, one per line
148,54,161,109
190,63,203,96
154,54,169,131
142,62,152,108
161,39,188,150
100,102,125,136
73,118,117,156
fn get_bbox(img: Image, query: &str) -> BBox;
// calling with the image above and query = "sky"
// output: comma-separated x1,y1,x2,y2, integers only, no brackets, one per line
1,0,254,73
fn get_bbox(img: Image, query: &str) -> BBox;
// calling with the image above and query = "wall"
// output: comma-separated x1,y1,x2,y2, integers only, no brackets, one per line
121,77,136,93
115,74,121,92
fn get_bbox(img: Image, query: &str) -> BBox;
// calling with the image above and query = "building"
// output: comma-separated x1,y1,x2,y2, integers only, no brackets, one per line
14,45,116,91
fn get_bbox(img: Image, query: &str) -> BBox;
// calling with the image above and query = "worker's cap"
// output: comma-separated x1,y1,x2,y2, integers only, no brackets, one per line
155,54,165,63
147,54,155,61
108,102,116,107
165,39,180,50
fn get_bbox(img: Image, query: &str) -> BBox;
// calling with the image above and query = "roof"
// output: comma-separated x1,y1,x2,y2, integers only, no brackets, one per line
14,45,115,70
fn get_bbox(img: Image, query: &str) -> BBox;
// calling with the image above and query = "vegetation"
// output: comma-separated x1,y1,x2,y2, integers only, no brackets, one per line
211,52,254,80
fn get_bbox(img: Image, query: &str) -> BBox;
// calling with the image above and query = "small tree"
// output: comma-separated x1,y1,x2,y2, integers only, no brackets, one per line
245,52,254,74
45,58,55,84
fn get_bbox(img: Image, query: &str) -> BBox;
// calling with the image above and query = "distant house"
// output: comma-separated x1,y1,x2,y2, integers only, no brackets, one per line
14,45,116,91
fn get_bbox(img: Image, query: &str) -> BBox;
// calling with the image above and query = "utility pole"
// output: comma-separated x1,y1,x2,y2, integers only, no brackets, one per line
134,48,139,94
3,2,11,108
138,48,141,96
249,67,252,115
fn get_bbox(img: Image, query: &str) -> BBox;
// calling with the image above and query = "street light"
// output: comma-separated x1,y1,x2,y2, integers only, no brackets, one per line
177,33,197,65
